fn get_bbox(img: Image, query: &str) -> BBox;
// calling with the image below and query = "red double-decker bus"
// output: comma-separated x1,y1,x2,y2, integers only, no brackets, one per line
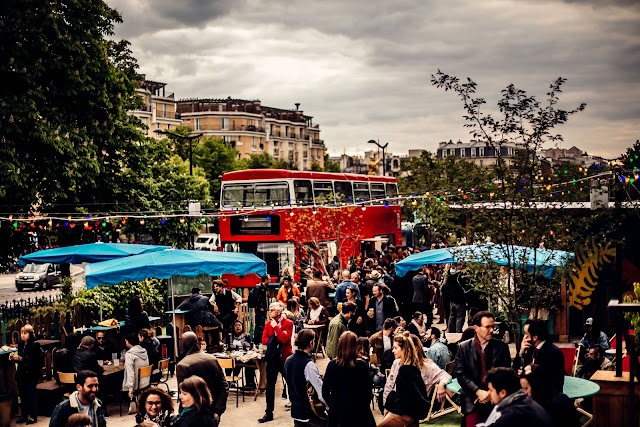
218,169,401,284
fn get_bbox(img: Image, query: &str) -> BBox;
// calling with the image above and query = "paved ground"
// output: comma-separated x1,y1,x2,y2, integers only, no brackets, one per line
0,266,84,303
13,355,384,427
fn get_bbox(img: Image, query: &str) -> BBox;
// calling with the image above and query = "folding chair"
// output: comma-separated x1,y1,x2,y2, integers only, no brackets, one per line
217,358,244,407
423,387,460,421
57,372,77,398
150,359,171,393
120,365,153,416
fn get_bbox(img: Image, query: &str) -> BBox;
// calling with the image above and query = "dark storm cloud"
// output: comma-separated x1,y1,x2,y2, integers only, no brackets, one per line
108,0,241,38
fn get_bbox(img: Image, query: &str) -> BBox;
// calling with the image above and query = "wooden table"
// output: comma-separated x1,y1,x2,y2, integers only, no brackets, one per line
213,352,266,400
591,370,639,427
303,323,326,361
35,339,60,351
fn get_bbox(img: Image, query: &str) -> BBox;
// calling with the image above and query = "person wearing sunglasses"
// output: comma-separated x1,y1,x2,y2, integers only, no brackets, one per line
93,332,114,362
136,387,175,427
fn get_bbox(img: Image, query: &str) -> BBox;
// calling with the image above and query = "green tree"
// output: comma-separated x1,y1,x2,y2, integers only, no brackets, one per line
192,136,240,201
323,153,342,172
0,0,147,214
121,138,210,247
431,71,586,349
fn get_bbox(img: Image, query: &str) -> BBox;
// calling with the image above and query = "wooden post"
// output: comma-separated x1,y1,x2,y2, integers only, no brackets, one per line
559,276,568,342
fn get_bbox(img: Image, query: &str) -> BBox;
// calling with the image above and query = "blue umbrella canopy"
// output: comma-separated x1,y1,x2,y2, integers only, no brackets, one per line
85,249,267,289
395,244,573,278
19,242,170,266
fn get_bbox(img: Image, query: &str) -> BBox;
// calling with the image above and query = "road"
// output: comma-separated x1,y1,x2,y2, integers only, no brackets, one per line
0,265,85,303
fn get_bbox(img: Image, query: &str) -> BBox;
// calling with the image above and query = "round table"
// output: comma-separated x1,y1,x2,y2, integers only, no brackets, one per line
446,375,600,399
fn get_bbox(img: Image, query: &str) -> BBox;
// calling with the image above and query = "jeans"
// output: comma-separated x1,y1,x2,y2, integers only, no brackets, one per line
17,379,37,420
448,302,466,333
265,359,285,415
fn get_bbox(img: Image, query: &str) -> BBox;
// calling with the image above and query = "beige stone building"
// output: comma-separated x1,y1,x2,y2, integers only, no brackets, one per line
130,79,182,137
176,98,325,170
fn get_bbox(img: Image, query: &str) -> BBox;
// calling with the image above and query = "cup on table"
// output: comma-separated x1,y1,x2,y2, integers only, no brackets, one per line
337,302,343,312
367,308,374,319
112,353,118,361
113,358,120,367
97,360,104,367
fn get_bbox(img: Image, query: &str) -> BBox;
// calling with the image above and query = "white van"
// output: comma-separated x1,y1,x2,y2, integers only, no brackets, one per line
194,233,220,251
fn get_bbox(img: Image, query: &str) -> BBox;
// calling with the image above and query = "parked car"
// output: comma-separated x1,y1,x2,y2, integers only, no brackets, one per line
194,233,220,251
15,263,61,291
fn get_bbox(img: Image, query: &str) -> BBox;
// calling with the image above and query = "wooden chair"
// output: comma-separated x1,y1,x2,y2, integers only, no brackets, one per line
43,350,52,380
119,365,153,416
423,386,461,421
57,372,76,398
150,359,170,393
572,345,581,377
217,358,244,407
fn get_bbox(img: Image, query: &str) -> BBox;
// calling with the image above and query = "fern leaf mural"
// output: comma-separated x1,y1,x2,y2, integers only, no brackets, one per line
568,238,616,310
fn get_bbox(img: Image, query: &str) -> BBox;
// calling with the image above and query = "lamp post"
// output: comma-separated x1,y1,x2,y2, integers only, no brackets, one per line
154,129,203,248
367,139,388,176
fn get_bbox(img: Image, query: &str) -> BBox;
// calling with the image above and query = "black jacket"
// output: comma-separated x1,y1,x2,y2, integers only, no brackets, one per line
284,350,315,420
366,295,399,332
16,340,42,381
72,347,103,375
384,365,429,421
123,309,151,335
491,390,553,427
178,294,220,328
454,337,511,414
172,407,217,427
513,340,565,393
322,359,376,427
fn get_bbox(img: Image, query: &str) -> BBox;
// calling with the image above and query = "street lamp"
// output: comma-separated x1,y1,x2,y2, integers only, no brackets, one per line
367,139,389,176
154,129,203,248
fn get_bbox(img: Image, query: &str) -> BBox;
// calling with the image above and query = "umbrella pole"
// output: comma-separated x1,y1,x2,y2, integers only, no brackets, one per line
170,277,178,363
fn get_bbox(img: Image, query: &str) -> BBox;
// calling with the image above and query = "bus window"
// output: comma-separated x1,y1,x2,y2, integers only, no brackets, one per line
334,181,353,203
370,183,386,201
386,183,399,203
294,180,313,205
313,181,334,204
254,181,289,206
222,184,253,207
256,242,295,277
353,182,370,202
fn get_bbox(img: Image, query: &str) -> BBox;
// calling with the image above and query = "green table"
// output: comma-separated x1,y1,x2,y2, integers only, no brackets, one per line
447,375,600,399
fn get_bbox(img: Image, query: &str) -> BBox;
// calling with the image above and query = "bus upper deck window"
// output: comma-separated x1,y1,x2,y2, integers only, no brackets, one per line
222,184,253,208
313,181,334,204
353,182,370,202
294,180,313,205
334,181,353,203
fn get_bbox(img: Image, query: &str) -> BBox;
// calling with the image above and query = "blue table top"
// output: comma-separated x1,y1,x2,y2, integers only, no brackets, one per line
446,375,600,399
166,309,190,314
0,348,17,356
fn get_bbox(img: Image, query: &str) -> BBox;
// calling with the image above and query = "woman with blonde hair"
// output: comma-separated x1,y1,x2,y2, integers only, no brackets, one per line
175,376,216,427
11,324,41,424
306,297,329,326
322,331,375,427
378,332,430,427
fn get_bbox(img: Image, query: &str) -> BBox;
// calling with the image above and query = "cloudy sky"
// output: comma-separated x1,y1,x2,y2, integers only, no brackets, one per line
107,0,640,159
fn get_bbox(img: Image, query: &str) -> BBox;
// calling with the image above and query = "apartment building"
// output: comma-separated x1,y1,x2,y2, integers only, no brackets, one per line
130,79,182,137
436,140,519,167
175,98,325,170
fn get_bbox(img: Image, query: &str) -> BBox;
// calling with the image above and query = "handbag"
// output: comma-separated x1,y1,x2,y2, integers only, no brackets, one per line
128,399,138,415
307,380,328,420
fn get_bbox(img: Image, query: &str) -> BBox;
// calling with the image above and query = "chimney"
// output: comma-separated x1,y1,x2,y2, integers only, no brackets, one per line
295,103,300,111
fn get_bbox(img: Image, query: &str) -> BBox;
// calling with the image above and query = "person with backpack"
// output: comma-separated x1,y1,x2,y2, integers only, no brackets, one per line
248,275,270,345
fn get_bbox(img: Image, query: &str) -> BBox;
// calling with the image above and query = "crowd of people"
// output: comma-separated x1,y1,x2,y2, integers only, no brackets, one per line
5,243,616,427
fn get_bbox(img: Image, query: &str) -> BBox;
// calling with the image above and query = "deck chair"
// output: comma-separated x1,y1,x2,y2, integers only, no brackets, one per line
217,358,244,407
424,361,460,421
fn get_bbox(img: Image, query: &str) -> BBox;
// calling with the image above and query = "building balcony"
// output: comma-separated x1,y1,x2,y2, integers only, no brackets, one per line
156,111,178,119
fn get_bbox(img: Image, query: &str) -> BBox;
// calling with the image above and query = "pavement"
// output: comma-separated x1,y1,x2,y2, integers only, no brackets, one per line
13,355,385,427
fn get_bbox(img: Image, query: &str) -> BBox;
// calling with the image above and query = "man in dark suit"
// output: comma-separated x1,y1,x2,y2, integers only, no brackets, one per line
513,318,565,393
454,311,511,427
